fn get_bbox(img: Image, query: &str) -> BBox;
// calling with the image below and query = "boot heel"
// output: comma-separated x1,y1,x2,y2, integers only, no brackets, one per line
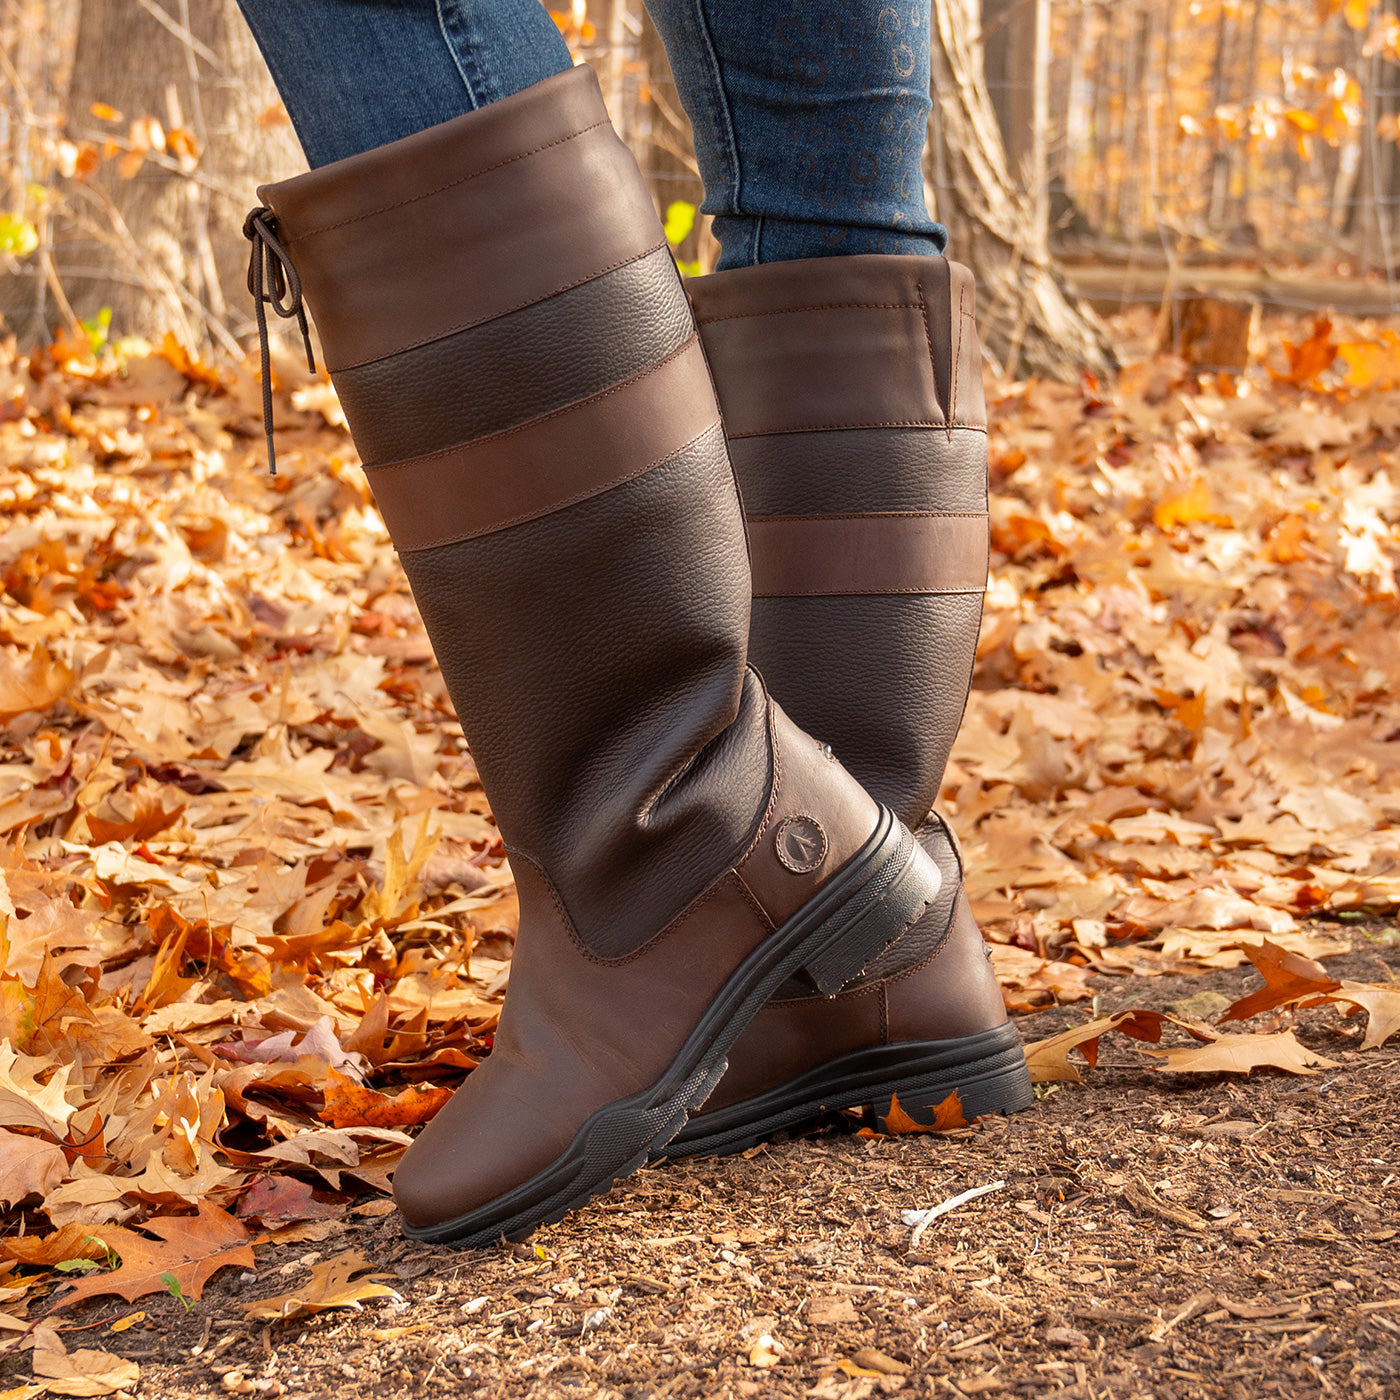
800,818,940,995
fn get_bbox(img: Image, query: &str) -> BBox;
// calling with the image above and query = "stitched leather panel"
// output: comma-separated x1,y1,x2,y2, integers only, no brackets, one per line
857,811,964,982
749,590,985,830
399,432,771,960
261,67,662,371
883,873,1009,1039
748,513,989,597
703,817,993,1107
729,428,988,517
365,339,719,553
396,858,772,1227
690,253,987,436
335,246,693,466
734,704,879,928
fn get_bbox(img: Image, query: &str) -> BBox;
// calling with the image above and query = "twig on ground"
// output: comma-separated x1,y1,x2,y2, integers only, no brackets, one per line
906,1180,1005,1249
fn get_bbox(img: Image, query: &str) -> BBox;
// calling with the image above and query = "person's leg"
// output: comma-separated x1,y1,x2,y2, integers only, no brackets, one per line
643,0,946,268
631,1,1033,1150
235,0,572,166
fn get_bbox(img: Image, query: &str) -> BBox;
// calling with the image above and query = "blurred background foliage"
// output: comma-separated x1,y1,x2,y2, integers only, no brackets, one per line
1,0,1397,375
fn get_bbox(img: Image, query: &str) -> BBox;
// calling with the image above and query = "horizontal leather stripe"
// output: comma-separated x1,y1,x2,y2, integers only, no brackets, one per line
261,69,663,371
336,247,693,466
747,513,989,597
691,254,988,435
729,427,988,518
367,338,721,552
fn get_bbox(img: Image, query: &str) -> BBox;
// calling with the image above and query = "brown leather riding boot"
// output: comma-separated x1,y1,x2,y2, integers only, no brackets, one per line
245,67,942,1245
666,256,1033,1156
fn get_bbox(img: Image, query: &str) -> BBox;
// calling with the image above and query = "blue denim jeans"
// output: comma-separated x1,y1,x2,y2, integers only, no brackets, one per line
236,0,946,268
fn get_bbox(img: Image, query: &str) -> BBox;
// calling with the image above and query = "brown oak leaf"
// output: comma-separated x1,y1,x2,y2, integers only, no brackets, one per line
50,1200,254,1311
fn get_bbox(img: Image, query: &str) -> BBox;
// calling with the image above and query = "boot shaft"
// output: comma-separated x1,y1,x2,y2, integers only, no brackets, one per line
254,66,773,957
689,254,990,830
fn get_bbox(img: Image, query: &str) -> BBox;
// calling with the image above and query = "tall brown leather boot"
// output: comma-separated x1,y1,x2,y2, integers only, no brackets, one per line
245,68,942,1246
666,256,1033,1156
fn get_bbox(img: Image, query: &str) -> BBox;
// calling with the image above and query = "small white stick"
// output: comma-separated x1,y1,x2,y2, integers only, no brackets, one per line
907,1180,1005,1250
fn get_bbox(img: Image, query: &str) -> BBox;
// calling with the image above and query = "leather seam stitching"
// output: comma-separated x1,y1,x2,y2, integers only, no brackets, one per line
284,119,612,239
754,586,988,598
916,280,948,432
728,421,987,438
393,421,724,553
507,849,760,968
951,281,967,433
738,704,783,866
749,512,988,523
694,301,923,324
325,240,671,373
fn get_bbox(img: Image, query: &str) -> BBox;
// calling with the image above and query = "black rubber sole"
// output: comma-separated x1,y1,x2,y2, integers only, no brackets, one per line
659,1023,1034,1159
400,805,939,1247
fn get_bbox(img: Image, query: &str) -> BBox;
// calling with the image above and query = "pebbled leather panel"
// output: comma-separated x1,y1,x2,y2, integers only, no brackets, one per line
366,338,719,553
395,857,771,1228
261,67,662,371
335,246,694,466
748,513,989,597
690,253,987,437
400,431,772,960
729,428,988,518
749,590,985,831
734,704,879,928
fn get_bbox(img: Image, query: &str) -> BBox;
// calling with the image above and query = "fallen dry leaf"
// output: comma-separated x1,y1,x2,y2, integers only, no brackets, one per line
1,1223,111,1268
30,1334,139,1397
50,1200,255,1310
1319,981,1400,1051
1219,938,1341,1023
1022,1010,1173,1084
0,648,73,723
1139,1029,1340,1076
318,1065,452,1129
0,1130,67,1209
859,1089,968,1136
243,1247,397,1322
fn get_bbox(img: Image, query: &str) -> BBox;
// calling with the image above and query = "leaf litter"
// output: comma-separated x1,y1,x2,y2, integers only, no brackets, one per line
0,312,1391,1386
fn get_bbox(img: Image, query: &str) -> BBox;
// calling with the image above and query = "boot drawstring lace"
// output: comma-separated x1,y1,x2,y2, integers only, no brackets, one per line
243,206,316,475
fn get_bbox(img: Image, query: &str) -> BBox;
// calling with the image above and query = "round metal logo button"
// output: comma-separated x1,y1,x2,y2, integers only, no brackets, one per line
775,815,828,874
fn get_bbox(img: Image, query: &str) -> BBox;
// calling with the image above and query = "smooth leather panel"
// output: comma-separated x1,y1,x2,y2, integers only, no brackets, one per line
395,859,770,1228
729,428,988,518
949,263,987,430
401,434,771,960
699,302,942,438
748,513,989,598
261,68,662,371
690,254,987,436
735,704,879,928
883,881,1009,1042
749,590,985,831
336,247,693,466
367,340,720,553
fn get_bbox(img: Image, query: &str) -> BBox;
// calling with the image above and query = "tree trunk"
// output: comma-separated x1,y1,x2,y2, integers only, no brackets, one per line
929,0,1116,381
49,0,302,351
981,0,1035,186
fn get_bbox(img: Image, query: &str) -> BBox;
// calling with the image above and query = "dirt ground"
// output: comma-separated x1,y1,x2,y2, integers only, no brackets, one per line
8,929,1399,1400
